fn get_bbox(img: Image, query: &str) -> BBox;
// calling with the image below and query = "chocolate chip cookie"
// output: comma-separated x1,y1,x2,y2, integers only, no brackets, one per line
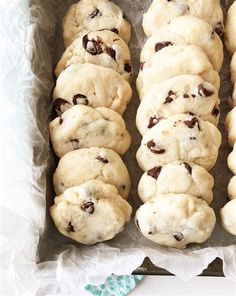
53,147,131,199
49,105,131,158
50,180,132,245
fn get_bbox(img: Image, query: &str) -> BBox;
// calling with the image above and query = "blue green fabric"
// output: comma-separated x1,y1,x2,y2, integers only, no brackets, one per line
85,275,144,296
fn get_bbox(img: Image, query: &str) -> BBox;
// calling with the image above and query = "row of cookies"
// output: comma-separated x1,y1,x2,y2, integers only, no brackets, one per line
134,0,224,249
221,1,236,237
49,0,134,245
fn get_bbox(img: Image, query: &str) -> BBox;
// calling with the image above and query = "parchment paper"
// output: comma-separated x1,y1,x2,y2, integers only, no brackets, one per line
0,0,236,294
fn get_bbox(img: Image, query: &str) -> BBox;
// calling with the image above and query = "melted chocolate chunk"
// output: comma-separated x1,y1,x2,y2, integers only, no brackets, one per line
73,94,89,106
183,162,192,175
147,166,162,180
212,107,220,117
124,63,132,73
89,8,102,18
66,221,75,232
155,41,173,52
110,28,119,34
59,116,63,125
147,116,163,129
105,47,116,60
183,94,189,98
81,202,95,214
173,232,184,241
147,141,166,154
184,117,199,129
198,84,214,97
140,62,145,70
96,156,109,163
83,35,102,55
214,22,224,37
54,98,69,112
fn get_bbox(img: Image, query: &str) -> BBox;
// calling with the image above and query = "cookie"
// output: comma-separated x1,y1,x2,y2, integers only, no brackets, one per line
230,85,236,108
50,180,132,245
62,0,131,46
227,143,236,175
221,199,236,236
138,161,214,204
55,30,132,81
228,176,236,200
136,75,220,135
141,16,223,72
142,0,224,38
225,1,236,56
230,54,236,107
225,107,236,147
231,53,236,84
137,45,220,99
53,63,132,115
53,147,131,199
135,194,216,249
49,105,131,158
136,114,222,171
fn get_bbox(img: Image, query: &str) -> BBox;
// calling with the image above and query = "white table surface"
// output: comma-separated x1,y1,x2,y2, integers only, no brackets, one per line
65,276,236,296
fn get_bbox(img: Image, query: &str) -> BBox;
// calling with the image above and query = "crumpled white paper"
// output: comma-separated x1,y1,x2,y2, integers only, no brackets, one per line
0,0,236,294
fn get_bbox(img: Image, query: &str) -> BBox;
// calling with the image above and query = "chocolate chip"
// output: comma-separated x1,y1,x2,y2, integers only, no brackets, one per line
122,185,126,190
164,90,175,104
173,232,184,241
147,141,166,154
124,63,132,73
147,166,162,180
81,202,95,214
140,62,145,70
214,22,224,37
147,116,163,129
164,96,173,104
184,117,199,129
53,98,69,112
88,8,102,18
73,94,88,106
189,137,196,140
183,162,192,175
66,221,75,232
191,94,196,98
96,156,109,163
82,35,102,55
212,107,220,117
183,94,189,98
59,116,63,125
105,47,116,60
148,231,153,235
110,28,118,34
187,112,195,116
198,84,214,97
155,41,173,52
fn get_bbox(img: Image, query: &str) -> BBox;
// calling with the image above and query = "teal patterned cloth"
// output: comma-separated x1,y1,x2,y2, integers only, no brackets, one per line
85,275,144,296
